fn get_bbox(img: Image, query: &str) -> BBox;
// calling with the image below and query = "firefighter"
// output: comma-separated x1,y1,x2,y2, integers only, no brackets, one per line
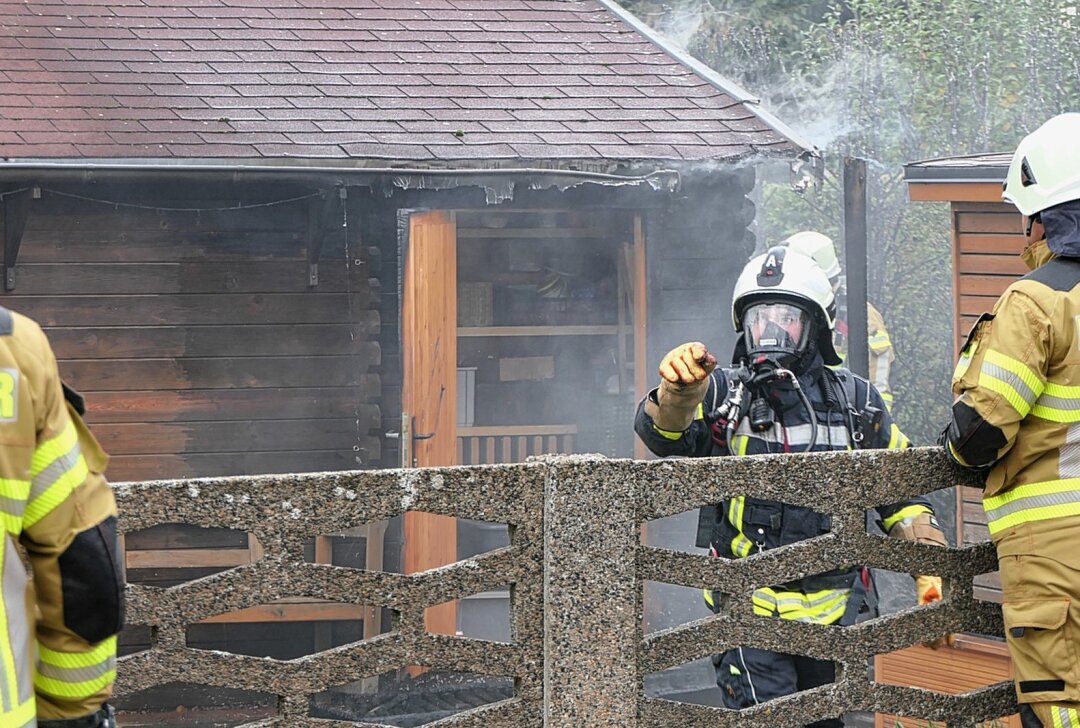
635,247,948,726
0,305,122,727
781,231,897,410
943,112,1080,728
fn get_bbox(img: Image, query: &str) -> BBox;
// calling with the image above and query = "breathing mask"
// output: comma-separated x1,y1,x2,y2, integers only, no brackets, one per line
741,301,815,371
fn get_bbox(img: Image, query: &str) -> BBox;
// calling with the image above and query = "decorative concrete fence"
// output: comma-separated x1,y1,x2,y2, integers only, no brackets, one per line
115,448,1017,727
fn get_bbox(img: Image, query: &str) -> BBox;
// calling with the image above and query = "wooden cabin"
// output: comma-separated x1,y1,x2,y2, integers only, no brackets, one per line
874,153,1020,728
0,0,814,719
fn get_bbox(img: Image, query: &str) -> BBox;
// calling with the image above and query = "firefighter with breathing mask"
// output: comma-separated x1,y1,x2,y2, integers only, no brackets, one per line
0,304,123,728
944,112,1080,728
780,231,897,411
635,247,949,726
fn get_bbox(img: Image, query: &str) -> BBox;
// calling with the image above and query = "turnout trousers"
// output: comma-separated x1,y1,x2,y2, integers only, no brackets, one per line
714,646,841,728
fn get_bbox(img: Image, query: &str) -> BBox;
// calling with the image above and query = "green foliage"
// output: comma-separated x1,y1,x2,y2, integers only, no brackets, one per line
618,0,1080,442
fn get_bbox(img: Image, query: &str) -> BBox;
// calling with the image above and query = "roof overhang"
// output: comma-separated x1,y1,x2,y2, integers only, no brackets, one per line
904,152,1009,203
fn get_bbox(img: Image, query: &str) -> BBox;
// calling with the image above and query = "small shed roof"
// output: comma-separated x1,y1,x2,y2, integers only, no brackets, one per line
0,0,812,171
904,152,1010,203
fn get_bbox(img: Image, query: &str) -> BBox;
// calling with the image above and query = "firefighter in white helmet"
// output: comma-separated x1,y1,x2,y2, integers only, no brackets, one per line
0,305,122,728
780,231,896,410
944,112,1080,728
635,247,948,726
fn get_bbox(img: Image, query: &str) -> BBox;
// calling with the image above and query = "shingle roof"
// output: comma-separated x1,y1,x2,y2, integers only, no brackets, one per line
0,0,807,167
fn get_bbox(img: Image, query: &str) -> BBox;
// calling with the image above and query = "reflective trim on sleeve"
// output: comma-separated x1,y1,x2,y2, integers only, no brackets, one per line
694,403,704,421
868,332,892,353
35,636,117,699
983,478,1080,535
703,588,715,608
880,391,894,411
25,421,88,528
1032,382,1080,422
887,424,910,449
882,504,932,532
651,424,684,441
978,349,1044,417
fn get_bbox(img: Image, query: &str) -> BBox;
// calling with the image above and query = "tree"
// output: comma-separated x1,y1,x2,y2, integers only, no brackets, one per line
619,0,1080,441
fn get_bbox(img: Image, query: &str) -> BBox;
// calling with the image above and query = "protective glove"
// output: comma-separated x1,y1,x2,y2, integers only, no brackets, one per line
659,341,717,386
915,575,957,650
646,342,717,433
39,705,117,728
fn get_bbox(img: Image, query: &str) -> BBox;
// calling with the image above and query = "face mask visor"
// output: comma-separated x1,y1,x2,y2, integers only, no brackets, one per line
742,302,813,365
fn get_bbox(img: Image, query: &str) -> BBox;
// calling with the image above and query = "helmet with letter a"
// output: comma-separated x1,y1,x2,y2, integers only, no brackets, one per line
732,246,840,368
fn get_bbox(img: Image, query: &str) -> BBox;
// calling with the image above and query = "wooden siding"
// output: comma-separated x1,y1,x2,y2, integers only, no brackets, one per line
875,639,1017,727
951,201,1025,603
2,187,382,481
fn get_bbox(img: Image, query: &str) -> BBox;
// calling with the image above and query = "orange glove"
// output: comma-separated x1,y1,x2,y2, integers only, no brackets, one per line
659,342,717,385
915,575,956,650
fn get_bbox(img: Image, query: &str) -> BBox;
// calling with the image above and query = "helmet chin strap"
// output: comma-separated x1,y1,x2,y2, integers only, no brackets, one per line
1026,212,1041,238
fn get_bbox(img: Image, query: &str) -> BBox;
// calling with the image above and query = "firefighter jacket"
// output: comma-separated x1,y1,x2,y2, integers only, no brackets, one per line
946,237,1080,537
635,353,934,625
0,306,123,726
835,303,896,410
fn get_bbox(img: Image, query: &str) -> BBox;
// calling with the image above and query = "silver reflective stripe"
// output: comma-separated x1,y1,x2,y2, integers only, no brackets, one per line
1037,393,1080,412
29,441,81,501
734,420,851,448
0,498,23,521
984,487,1080,524
36,656,116,683
1057,706,1079,727
982,360,1040,408
4,535,32,707
1060,425,1080,479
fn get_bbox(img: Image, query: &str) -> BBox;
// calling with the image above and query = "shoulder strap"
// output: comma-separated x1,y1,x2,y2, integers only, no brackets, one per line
826,367,882,448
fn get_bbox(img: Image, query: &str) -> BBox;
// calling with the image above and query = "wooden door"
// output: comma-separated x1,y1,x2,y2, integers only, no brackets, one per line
400,210,458,636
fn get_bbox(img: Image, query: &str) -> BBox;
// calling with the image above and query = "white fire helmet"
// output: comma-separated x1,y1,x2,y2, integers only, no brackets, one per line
781,230,841,281
732,246,841,366
1003,113,1080,217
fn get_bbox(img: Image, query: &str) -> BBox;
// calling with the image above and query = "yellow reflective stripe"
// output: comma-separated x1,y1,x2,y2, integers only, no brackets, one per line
978,349,1044,416
882,504,931,532
694,403,704,421
0,480,29,502
703,588,715,608
953,338,977,380
983,478,1080,534
757,587,849,624
733,435,749,455
1032,381,1080,422
880,391,894,411
0,538,19,713
38,636,116,670
1054,706,1080,728
868,333,892,352
25,421,87,527
651,424,684,441
728,497,753,558
30,421,79,478
34,668,115,699
35,637,117,699
0,696,35,727
887,423,909,449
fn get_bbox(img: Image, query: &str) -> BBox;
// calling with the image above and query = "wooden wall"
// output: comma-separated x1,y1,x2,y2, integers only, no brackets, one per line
1,183,382,481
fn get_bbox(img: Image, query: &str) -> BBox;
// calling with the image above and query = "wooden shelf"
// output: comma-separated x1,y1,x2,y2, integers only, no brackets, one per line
458,425,578,437
458,325,623,337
